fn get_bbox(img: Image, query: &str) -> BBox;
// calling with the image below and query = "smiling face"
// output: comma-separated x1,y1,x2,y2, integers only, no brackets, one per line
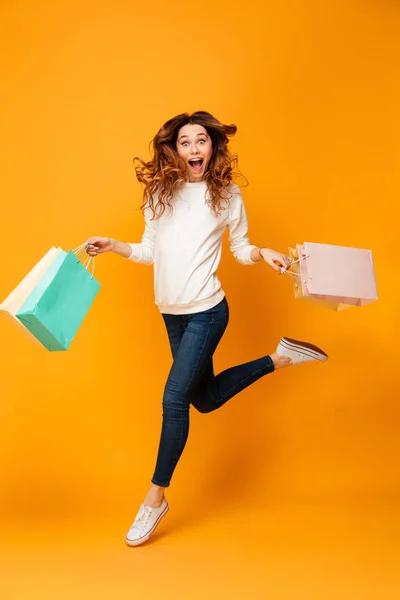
176,123,213,182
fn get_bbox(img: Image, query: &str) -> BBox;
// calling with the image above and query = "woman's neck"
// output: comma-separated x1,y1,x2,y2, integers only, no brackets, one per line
182,180,207,188
186,177,205,183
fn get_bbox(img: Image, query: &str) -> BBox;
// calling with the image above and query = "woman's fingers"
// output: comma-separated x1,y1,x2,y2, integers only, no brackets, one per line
273,255,285,268
270,260,282,272
283,254,292,267
278,254,292,269
260,248,293,273
85,236,111,255
86,243,99,255
272,254,292,274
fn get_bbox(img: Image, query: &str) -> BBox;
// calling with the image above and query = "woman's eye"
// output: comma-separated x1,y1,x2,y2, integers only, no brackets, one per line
199,140,206,145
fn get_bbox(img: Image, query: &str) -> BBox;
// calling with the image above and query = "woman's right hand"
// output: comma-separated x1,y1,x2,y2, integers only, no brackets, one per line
86,237,114,256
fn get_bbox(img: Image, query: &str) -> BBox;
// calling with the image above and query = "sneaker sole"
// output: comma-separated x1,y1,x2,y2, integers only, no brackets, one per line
280,337,329,362
125,502,169,547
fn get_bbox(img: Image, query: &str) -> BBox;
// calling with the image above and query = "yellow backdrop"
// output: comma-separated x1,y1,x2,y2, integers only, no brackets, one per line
0,0,399,598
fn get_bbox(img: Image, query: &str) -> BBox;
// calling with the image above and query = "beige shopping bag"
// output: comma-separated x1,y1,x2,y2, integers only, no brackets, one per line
288,247,346,310
287,243,378,311
0,246,63,345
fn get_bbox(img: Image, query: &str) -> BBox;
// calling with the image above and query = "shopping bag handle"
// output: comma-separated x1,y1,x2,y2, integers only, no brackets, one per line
281,254,309,279
72,243,96,279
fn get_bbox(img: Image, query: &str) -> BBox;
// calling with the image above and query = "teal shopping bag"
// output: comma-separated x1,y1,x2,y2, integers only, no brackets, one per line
16,249,100,351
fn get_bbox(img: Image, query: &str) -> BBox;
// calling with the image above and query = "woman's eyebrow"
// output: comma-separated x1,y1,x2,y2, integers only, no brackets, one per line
178,133,208,142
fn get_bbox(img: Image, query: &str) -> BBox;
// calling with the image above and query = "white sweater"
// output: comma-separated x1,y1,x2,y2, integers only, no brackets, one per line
128,181,257,314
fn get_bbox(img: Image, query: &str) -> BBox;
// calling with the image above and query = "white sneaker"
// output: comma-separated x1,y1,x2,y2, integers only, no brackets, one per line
125,497,169,546
276,337,328,365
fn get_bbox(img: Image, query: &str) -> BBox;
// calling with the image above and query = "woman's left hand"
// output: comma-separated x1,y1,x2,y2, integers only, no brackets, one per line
260,248,292,273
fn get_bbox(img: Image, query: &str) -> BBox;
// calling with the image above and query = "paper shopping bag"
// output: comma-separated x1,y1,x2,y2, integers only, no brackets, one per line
288,247,348,310
287,242,378,311
0,246,64,345
16,250,100,351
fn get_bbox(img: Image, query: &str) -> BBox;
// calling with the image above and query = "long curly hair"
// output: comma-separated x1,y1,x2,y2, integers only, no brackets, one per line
133,111,247,219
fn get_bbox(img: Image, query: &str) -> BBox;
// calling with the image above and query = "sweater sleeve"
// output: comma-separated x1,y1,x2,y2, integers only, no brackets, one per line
228,187,258,265
127,206,156,266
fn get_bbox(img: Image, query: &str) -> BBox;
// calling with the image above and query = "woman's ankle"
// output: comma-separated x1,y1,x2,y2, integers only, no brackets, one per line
271,352,292,369
144,484,166,507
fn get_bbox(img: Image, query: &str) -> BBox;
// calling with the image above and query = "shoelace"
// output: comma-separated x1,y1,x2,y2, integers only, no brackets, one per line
131,504,153,532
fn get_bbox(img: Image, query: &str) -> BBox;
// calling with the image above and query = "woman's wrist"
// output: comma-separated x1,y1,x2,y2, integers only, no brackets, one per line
111,239,132,258
250,247,266,263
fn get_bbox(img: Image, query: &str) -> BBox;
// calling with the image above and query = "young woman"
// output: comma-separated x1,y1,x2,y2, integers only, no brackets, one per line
86,111,328,546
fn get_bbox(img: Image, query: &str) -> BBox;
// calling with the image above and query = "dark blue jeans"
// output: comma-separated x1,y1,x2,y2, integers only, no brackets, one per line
151,296,275,487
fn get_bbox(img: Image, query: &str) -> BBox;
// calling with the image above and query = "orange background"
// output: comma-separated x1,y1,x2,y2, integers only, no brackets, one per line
0,1,399,598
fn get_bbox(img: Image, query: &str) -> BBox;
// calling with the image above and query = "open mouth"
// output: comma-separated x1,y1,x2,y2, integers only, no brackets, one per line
188,158,204,172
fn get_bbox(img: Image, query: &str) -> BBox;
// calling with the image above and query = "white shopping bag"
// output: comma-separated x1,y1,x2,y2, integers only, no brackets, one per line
0,247,64,346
